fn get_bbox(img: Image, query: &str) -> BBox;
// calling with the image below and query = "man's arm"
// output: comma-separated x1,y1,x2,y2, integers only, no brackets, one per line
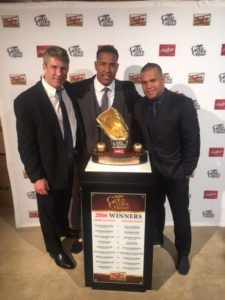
181,97,200,176
14,94,45,184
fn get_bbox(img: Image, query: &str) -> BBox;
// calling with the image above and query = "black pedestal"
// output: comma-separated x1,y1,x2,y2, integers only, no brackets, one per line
80,158,155,292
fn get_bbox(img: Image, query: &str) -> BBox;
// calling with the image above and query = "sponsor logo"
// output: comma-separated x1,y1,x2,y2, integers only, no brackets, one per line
129,14,147,26
27,191,36,199
69,73,85,83
107,194,129,210
2,15,20,27
28,210,39,218
110,272,126,281
219,73,225,83
130,45,144,56
188,73,205,84
161,13,176,26
203,191,218,199
213,124,225,133
98,14,113,26
207,169,220,178
36,45,52,57
202,210,215,218
10,74,26,85
191,44,206,56
129,73,141,84
34,14,50,26
68,45,83,57
7,46,22,58
159,44,176,56
164,73,172,84
66,14,83,26
193,13,211,26
209,147,224,157
214,99,225,110
221,44,225,56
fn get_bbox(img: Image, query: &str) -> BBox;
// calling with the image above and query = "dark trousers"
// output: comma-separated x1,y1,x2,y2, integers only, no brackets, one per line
36,159,74,254
152,173,191,256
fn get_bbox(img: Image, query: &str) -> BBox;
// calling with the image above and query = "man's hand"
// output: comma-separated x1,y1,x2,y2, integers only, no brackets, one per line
34,178,49,195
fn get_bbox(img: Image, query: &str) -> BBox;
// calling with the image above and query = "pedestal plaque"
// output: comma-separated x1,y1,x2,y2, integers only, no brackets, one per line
80,157,155,292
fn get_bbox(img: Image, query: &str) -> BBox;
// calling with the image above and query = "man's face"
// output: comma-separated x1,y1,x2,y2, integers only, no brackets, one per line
94,52,119,86
141,68,165,101
43,57,69,89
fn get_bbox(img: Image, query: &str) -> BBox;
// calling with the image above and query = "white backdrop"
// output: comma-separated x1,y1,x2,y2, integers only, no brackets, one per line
0,1,224,228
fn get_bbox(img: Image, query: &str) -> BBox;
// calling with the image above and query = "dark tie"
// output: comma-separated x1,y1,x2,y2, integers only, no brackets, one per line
101,87,109,112
56,89,73,158
146,101,159,134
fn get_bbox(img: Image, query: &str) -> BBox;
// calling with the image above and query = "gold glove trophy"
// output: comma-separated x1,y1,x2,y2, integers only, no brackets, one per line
92,108,147,165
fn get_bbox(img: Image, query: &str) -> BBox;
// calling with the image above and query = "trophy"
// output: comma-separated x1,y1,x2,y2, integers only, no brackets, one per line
92,108,147,165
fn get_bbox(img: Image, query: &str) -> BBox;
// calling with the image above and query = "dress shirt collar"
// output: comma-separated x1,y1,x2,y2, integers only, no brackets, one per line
94,75,115,92
42,77,64,97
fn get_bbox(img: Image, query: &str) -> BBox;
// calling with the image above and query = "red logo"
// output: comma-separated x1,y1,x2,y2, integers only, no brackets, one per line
36,45,52,58
159,44,176,56
188,73,205,84
221,44,225,56
129,14,147,26
208,148,224,157
66,14,83,26
28,210,39,218
10,74,26,85
193,13,211,26
69,73,85,83
203,191,218,199
214,99,225,110
129,73,141,84
2,15,20,27
113,149,125,155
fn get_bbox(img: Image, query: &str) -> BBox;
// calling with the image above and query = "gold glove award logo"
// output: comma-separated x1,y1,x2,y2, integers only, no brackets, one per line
92,108,147,165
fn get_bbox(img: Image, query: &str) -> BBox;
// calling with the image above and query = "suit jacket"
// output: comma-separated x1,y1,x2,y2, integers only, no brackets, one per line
134,88,200,179
14,80,84,189
72,75,141,160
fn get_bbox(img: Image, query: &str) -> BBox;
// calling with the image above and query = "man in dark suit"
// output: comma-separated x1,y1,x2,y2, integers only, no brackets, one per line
69,45,141,252
14,46,84,269
72,45,141,164
134,63,200,275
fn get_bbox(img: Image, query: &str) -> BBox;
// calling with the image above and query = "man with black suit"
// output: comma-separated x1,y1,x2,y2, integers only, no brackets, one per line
134,63,200,275
14,46,84,269
69,45,141,252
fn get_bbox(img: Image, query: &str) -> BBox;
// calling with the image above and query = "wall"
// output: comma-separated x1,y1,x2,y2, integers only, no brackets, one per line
0,0,224,227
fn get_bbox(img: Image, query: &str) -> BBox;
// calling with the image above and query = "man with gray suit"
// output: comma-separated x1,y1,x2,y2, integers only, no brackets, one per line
70,45,141,252
72,45,141,165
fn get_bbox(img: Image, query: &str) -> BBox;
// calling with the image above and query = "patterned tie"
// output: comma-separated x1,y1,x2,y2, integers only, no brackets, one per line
101,87,109,112
56,89,73,158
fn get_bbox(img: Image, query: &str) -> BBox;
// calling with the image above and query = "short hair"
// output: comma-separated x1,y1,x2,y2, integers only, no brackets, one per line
43,46,69,65
141,63,162,74
96,45,119,60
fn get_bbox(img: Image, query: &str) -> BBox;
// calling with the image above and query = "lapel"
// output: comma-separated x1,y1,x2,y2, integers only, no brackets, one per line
36,81,64,142
112,80,124,112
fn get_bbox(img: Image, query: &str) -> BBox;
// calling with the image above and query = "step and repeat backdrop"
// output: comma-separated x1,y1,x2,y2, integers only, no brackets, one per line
0,1,224,227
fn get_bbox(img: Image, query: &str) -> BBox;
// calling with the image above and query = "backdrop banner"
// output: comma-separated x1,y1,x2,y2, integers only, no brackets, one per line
0,1,224,227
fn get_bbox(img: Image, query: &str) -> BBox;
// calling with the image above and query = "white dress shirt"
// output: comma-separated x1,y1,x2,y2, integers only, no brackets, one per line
42,78,77,147
94,76,115,109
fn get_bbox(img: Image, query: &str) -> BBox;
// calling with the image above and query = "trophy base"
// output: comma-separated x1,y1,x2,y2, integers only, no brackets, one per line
92,149,148,165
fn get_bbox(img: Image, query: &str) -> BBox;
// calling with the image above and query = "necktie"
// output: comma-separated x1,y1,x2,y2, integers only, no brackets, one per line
101,87,109,112
56,89,73,158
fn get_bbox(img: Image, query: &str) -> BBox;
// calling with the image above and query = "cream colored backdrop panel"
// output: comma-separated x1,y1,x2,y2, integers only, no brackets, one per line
0,1,224,227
